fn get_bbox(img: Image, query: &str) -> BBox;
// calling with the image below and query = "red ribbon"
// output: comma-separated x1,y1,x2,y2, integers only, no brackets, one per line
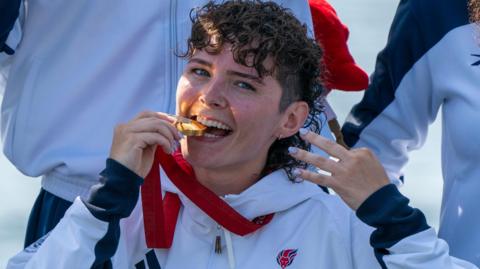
141,148,273,248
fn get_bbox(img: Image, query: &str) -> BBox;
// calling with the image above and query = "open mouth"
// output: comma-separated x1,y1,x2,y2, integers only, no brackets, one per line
193,116,233,138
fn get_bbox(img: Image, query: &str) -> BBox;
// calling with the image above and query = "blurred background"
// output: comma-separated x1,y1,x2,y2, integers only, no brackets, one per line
0,0,443,267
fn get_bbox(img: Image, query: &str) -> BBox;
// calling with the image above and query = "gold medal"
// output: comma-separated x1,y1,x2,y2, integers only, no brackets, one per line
171,115,207,136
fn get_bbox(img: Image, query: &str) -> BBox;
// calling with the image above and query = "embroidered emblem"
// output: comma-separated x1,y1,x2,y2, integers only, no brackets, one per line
276,249,298,268
472,54,480,66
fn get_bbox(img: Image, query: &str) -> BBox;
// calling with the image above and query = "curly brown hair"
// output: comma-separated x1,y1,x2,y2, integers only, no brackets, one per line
469,0,480,23
182,0,325,180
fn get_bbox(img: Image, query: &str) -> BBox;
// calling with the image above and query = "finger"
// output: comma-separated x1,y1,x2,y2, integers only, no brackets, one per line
288,147,338,174
147,114,184,140
135,132,177,153
154,118,180,140
133,111,161,120
133,111,177,124
128,118,181,141
293,168,333,188
299,128,349,160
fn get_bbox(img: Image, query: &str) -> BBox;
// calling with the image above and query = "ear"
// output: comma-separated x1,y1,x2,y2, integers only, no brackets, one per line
276,101,309,138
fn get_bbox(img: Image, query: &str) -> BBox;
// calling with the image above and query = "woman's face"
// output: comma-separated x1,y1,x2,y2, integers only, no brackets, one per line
176,46,288,176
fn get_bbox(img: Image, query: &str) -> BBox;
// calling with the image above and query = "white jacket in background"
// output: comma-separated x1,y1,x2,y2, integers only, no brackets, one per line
0,0,320,202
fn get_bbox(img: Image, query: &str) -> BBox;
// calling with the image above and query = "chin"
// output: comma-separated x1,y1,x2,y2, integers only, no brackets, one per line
181,144,221,168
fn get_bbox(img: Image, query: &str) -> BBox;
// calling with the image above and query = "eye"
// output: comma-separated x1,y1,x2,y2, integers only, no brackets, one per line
191,68,210,77
235,81,256,91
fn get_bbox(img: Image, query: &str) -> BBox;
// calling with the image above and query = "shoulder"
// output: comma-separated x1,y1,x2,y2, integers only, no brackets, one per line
395,0,469,32
266,190,363,251
294,191,357,232
308,191,354,219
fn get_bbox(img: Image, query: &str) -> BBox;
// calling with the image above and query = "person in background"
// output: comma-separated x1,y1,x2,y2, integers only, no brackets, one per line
7,2,477,268
342,0,480,265
0,0,318,248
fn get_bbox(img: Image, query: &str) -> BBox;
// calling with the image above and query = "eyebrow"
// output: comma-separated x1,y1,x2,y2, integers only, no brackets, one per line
188,58,212,67
226,70,265,85
188,58,265,85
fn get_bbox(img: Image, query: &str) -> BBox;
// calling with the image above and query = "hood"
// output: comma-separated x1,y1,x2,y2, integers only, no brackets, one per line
161,168,323,228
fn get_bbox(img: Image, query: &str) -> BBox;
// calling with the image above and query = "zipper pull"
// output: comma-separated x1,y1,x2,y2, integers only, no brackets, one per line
215,235,222,254
215,225,222,254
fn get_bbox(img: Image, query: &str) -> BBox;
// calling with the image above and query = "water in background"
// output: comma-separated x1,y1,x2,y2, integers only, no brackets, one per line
0,0,443,266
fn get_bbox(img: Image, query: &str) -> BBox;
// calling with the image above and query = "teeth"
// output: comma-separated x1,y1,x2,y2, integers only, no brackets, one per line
196,117,232,130
203,133,222,138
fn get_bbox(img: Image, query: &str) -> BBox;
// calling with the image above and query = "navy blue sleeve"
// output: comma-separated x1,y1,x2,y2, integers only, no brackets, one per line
82,158,144,269
0,0,21,54
356,184,430,268
83,158,144,222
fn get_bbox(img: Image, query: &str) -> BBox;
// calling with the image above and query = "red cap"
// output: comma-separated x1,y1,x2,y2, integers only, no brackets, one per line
309,0,368,91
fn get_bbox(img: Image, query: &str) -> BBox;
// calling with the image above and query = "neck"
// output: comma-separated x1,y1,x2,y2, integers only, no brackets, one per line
193,160,266,196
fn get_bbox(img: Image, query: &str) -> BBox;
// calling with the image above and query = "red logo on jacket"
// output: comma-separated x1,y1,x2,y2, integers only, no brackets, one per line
276,249,298,268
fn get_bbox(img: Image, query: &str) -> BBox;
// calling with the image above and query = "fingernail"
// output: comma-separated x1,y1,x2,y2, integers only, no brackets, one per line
292,168,301,177
299,128,309,136
171,141,179,154
288,147,298,154
293,177,304,183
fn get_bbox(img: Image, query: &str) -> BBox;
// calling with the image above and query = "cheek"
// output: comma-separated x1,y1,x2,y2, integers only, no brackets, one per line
176,77,197,114
234,105,280,140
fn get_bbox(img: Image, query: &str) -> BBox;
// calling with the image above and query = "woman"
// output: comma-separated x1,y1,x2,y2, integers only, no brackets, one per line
7,1,476,268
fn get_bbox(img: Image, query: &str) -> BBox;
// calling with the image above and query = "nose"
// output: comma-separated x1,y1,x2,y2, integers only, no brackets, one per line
199,78,227,108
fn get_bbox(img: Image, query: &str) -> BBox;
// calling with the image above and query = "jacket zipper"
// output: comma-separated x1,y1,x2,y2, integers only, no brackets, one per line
215,225,222,254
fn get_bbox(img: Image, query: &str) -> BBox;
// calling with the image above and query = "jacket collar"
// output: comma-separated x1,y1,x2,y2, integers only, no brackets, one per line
141,148,322,248
163,168,322,221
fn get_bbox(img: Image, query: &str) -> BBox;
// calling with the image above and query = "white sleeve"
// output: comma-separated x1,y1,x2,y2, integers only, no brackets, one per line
6,198,112,269
383,229,477,269
349,216,477,269
353,58,440,185
355,184,478,269
341,0,441,185
7,159,147,268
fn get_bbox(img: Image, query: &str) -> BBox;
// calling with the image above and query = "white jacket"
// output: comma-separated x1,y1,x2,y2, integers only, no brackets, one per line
7,159,476,269
0,0,319,202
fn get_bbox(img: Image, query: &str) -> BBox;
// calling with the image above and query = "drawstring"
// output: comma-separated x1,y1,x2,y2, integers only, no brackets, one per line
223,228,235,269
